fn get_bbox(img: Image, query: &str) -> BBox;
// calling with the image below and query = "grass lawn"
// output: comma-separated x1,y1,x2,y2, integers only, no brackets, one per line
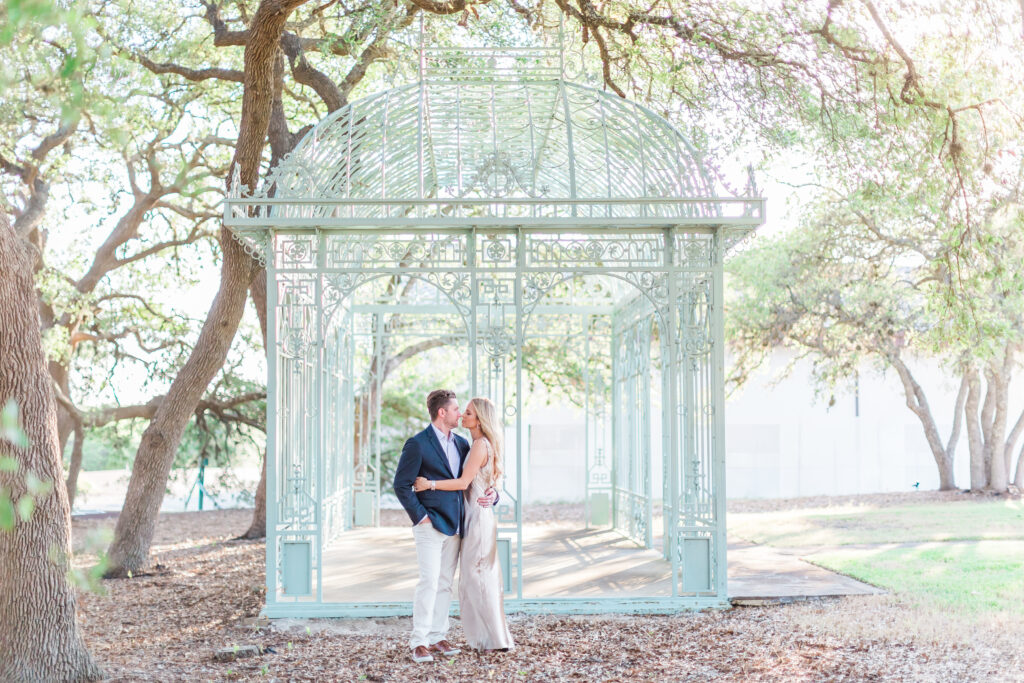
729,497,1024,617
810,540,1024,615
729,498,1024,547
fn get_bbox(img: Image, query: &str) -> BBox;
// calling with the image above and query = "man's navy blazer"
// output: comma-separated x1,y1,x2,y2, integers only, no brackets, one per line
393,425,470,537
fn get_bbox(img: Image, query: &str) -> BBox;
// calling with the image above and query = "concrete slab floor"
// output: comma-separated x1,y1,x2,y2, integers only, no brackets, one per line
318,523,883,605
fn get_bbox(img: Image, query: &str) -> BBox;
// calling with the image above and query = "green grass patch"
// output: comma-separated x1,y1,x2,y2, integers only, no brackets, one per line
809,540,1024,616
729,498,1024,616
729,499,1024,547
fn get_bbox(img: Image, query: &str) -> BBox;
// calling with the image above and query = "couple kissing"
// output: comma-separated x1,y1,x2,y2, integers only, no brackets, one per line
393,389,515,663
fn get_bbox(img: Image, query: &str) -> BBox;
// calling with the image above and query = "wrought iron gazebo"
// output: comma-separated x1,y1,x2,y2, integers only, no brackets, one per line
225,44,764,617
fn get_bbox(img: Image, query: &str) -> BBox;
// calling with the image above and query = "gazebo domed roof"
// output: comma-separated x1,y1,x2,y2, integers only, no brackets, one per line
268,80,714,204
224,71,764,244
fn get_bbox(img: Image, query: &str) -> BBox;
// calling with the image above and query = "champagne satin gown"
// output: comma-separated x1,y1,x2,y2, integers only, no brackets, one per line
459,439,515,651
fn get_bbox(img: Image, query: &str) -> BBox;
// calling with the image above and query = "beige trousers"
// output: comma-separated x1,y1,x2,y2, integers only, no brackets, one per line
410,522,461,649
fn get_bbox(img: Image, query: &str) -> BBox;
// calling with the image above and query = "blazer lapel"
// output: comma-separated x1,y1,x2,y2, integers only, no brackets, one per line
424,426,455,478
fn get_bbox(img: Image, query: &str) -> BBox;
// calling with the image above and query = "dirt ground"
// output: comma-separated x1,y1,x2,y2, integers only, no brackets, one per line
72,494,1024,682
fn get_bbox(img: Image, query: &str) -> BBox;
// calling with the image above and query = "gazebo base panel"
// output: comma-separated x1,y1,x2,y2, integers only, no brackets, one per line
261,596,729,619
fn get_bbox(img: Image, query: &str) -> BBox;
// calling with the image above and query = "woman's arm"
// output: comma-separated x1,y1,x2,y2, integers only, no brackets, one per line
414,440,486,492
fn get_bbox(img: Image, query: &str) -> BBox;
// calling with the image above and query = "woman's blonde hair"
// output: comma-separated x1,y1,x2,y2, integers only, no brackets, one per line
469,397,503,487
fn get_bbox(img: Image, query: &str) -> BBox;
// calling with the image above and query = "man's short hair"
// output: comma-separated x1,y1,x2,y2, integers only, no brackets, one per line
427,389,457,421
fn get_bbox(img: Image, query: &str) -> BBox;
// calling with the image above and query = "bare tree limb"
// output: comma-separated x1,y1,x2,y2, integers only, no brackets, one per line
108,223,215,271
134,53,245,83
201,0,251,46
946,372,968,455
83,391,265,428
280,32,344,111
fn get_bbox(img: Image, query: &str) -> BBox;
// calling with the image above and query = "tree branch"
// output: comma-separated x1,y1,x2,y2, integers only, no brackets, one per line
946,371,968,455
93,292,175,321
382,337,454,380
32,119,79,162
280,32,344,111
133,53,245,83
590,25,625,98
202,0,251,46
338,35,395,103
84,391,265,428
406,0,467,15
108,222,215,271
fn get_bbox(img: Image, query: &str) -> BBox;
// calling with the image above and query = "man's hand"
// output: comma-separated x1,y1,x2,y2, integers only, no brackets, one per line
477,487,498,508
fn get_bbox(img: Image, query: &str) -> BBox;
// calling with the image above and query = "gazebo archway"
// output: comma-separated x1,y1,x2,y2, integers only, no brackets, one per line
225,45,764,617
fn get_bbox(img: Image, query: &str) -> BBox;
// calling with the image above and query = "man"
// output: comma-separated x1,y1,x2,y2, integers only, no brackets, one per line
393,389,498,663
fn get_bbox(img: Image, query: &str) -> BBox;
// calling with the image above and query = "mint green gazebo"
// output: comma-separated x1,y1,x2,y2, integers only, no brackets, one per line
225,44,764,618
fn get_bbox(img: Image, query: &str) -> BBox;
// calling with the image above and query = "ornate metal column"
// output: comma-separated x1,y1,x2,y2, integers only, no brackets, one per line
671,231,720,597
473,229,522,598
611,298,654,548
268,234,324,605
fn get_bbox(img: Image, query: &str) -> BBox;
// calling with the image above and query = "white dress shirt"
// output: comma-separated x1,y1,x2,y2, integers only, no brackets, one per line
431,423,461,479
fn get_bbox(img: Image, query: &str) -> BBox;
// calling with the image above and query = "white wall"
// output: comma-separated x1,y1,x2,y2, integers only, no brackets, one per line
521,349,1015,502
724,350,970,498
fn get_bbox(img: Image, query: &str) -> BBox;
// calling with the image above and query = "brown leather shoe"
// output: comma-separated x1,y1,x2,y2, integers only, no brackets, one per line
430,639,461,656
411,645,434,663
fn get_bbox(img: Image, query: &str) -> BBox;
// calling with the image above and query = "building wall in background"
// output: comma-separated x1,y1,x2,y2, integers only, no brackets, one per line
523,350,1014,502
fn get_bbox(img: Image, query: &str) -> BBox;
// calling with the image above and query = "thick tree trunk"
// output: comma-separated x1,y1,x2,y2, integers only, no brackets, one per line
1015,440,1024,489
242,268,269,540
0,215,101,681
964,367,987,490
985,364,1010,493
242,453,268,539
241,53,290,540
104,0,309,577
980,367,996,486
65,418,85,510
46,360,76,462
1007,408,1024,487
105,229,254,576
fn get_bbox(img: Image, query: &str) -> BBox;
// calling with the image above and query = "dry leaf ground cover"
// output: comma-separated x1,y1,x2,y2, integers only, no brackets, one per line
70,492,1024,682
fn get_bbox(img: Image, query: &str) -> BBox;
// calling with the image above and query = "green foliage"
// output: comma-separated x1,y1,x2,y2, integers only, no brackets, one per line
1,399,29,450
0,400,53,531
0,497,14,532
0,0,95,116
64,525,112,595
77,419,139,471
3,0,259,491
375,351,464,486
726,3,1024,392
0,400,28,532
0,473,54,532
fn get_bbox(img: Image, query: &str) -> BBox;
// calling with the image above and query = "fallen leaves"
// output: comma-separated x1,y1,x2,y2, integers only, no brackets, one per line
70,507,1022,682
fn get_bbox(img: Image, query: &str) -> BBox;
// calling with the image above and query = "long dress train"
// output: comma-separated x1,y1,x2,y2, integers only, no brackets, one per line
459,439,515,650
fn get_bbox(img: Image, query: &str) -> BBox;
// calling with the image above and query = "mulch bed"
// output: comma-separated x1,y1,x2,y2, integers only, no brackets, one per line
72,500,1022,682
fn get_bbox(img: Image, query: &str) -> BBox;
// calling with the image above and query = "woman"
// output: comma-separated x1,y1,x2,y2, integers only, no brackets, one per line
413,397,515,652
